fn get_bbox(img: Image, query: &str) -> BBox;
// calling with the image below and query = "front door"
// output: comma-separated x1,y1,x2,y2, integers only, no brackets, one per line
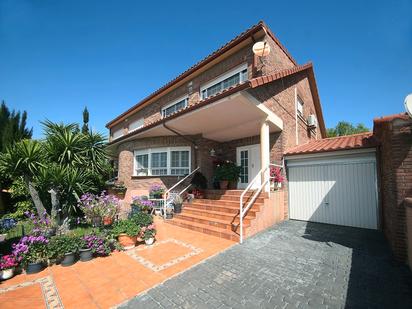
236,144,261,189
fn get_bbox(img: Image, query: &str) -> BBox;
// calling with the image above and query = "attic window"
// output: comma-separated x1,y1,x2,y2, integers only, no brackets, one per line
162,97,188,118
200,64,248,100
297,96,304,117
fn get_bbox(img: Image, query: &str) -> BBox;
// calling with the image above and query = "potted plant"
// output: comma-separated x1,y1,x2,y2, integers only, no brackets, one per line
49,235,80,267
141,224,156,245
173,195,183,213
12,235,49,274
101,194,119,226
111,219,141,250
214,161,241,190
270,167,284,190
131,196,154,215
165,204,174,219
0,254,18,280
191,171,207,197
79,234,111,261
79,192,119,227
149,183,165,199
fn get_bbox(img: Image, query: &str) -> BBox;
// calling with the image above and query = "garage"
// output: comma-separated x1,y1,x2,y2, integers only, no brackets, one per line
285,133,379,229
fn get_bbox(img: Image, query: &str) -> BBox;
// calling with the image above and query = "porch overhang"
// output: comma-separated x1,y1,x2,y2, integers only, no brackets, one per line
114,91,283,143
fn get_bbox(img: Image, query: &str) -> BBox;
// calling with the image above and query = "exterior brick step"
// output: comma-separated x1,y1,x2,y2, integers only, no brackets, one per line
192,198,264,206
182,207,255,223
183,202,261,215
204,190,268,198
198,195,266,203
165,218,240,241
174,212,250,232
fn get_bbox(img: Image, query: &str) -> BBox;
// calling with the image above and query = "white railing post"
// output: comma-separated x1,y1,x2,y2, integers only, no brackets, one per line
163,167,200,220
239,162,283,244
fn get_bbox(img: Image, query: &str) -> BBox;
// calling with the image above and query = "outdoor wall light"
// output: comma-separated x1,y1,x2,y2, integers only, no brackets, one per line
209,148,216,157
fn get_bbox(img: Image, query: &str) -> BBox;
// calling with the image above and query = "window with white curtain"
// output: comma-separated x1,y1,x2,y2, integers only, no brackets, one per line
134,147,191,176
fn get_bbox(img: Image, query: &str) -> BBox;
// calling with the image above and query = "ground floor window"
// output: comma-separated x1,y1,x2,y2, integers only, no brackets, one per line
134,147,191,176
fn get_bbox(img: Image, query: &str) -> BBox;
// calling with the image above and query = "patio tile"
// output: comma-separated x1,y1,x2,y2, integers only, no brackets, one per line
0,217,235,308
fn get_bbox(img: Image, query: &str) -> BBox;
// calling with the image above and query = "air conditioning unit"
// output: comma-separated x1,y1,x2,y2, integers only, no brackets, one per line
307,114,317,127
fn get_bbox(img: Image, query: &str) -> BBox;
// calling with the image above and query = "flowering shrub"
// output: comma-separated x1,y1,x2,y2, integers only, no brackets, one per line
12,235,49,265
0,218,17,234
24,211,55,236
78,192,120,224
131,196,154,212
270,167,284,183
81,234,111,256
149,183,165,197
141,224,156,240
129,212,153,227
0,255,18,270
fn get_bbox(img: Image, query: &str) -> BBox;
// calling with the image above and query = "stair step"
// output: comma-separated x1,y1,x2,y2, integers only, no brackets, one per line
192,198,264,206
166,218,239,241
174,212,249,232
204,190,268,198
184,202,261,215
183,207,255,223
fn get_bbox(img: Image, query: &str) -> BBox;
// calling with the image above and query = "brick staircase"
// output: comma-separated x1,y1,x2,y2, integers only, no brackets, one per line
165,190,268,241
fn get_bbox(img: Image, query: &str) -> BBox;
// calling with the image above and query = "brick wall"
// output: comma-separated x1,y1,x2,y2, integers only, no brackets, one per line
374,116,412,262
114,134,223,191
109,28,299,138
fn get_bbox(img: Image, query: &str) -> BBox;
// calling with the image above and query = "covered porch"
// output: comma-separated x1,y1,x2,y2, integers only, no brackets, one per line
119,90,283,194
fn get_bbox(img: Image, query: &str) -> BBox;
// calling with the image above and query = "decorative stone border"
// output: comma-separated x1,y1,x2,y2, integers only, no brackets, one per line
0,275,63,309
126,238,203,272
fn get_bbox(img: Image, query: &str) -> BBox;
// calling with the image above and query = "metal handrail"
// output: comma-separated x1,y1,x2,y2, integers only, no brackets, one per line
163,167,200,219
239,163,283,243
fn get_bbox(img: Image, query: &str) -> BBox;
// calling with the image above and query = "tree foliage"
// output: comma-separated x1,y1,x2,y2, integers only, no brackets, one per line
82,107,89,134
0,120,111,221
327,121,369,137
0,101,33,153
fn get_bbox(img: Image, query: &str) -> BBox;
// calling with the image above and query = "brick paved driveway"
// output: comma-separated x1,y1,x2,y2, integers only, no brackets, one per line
119,220,412,309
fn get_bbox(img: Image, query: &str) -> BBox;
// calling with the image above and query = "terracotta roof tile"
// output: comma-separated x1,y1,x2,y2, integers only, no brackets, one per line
107,21,297,128
373,112,409,124
285,132,378,155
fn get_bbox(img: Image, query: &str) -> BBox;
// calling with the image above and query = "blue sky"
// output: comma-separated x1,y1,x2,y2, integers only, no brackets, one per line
1,0,411,138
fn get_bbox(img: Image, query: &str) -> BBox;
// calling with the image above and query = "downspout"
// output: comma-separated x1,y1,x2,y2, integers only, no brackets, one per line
162,123,199,171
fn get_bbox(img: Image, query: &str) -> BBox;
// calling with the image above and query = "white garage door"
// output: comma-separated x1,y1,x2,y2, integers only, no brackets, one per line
287,152,378,229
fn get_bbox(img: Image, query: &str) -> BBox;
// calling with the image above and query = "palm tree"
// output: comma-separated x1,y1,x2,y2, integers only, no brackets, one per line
0,121,112,221
0,139,46,216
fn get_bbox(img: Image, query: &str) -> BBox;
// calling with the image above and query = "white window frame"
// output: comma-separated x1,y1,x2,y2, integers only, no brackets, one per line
133,146,191,176
200,63,248,100
297,96,304,117
111,128,123,140
128,117,144,132
161,96,189,118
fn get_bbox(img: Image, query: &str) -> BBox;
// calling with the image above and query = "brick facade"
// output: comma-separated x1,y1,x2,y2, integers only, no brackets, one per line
109,23,322,219
374,115,412,262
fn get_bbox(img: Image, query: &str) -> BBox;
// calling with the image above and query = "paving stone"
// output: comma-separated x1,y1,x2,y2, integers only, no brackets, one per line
118,221,412,309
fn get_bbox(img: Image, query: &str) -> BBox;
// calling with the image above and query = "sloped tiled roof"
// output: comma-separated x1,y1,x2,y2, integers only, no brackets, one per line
106,21,297,128
108,63,326,145
285,132,378,156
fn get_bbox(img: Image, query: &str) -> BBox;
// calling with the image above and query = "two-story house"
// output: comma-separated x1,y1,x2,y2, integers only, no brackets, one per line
106,21,326,241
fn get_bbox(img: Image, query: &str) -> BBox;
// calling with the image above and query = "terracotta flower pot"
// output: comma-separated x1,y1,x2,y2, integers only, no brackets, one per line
118,233,137,250
219,180,229,190
103,217,113,226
